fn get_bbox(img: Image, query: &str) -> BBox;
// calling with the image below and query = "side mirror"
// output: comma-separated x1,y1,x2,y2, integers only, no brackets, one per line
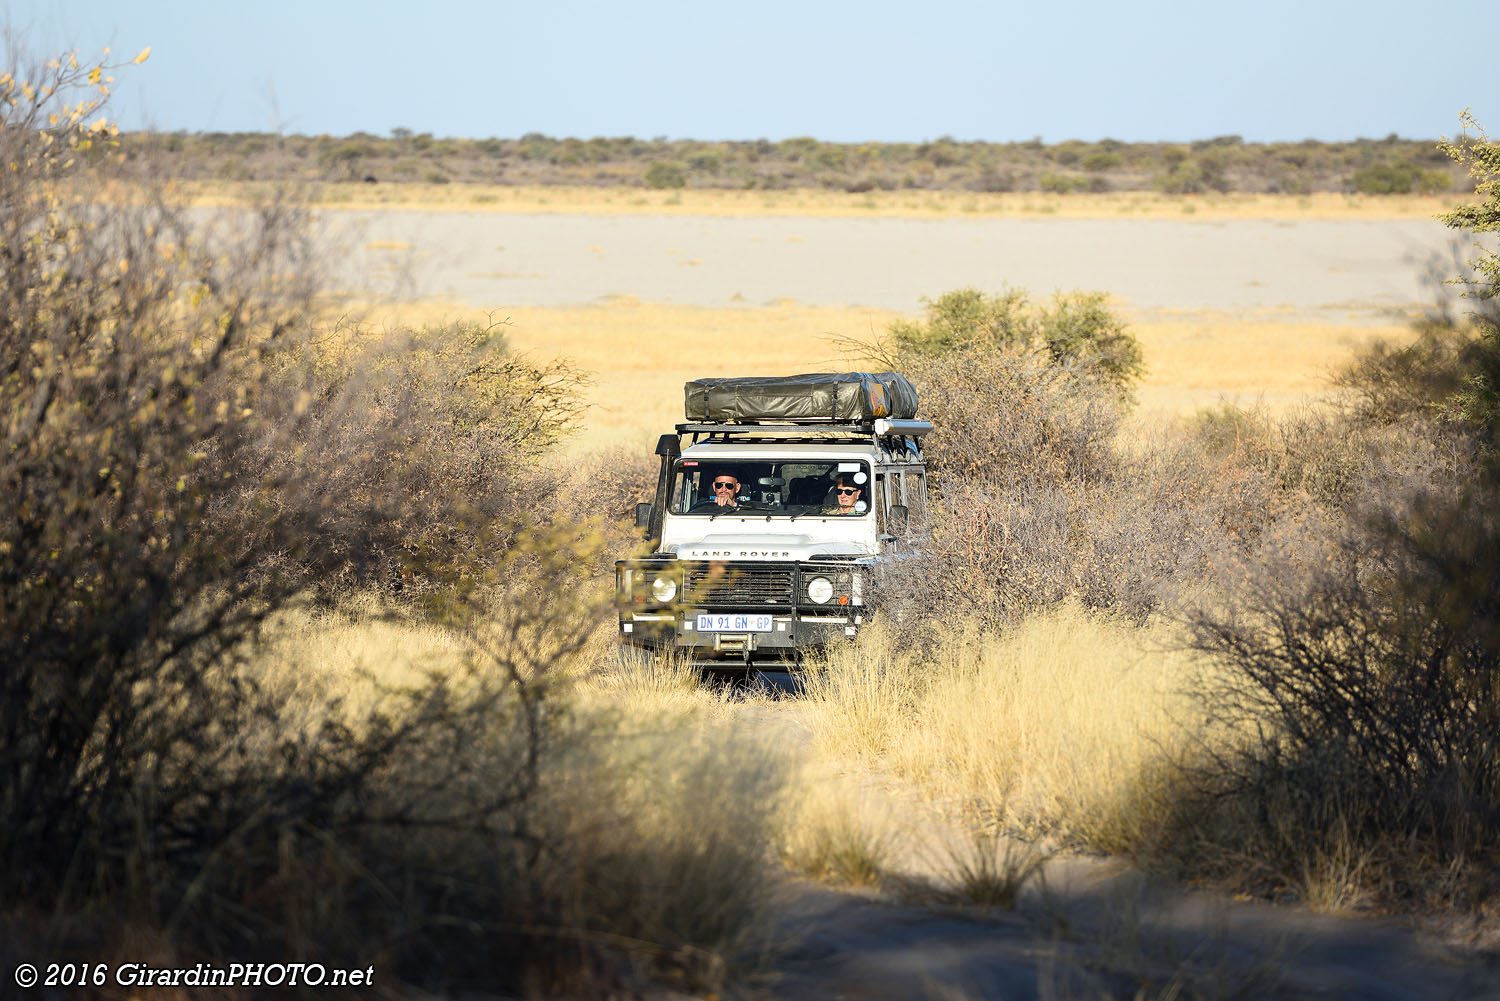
635,502,654,528
888,503,909,531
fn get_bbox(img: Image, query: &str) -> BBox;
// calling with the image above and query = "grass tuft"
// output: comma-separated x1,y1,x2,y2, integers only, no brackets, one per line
935,828,1052,910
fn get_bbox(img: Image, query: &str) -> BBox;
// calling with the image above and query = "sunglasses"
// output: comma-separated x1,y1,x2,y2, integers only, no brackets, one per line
835,487,860,495
712,480,738,490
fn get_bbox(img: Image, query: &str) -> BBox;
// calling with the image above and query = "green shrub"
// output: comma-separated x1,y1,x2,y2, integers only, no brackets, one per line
971,167,1015,192
1051,143,1083,166
888,287,1144,394
644,160,686,188
687,148,722,173
1268,165,1311,194
921,138,963,168
1416,168,1452,194
778,136,821,161
1350,162,1421,194
518,132,554,160
1348,161,1448,195
1039,171,1074,193
889,286,1033,356
1081,150,1123,171
812,144,848,172
1039,171,1108,193
1154,161,1205,193
1440,112,1500,306
319,140,373,177
1039,289,1145,389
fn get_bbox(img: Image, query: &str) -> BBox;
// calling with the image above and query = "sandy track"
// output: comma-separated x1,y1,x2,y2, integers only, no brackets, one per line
748,704,1500,1001
769,873,1500,1001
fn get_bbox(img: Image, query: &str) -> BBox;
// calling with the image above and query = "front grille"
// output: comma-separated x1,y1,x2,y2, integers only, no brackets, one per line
683,562,794,608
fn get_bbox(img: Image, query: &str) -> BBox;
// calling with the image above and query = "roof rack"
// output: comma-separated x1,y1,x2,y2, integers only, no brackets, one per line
676,418,932,448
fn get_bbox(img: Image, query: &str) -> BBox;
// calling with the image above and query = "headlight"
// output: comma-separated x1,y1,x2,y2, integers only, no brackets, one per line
651,574,678,603
806,576,834,604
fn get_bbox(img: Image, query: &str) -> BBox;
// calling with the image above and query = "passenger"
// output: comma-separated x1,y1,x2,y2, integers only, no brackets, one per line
822,473,864,515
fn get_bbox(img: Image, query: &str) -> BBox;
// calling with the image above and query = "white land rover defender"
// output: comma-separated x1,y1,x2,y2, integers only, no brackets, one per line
616,372,931,671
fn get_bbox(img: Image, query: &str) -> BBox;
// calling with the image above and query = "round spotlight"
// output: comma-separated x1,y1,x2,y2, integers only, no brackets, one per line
651,575,678,602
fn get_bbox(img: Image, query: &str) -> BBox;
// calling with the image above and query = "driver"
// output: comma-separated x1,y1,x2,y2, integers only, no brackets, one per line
691,470,743,512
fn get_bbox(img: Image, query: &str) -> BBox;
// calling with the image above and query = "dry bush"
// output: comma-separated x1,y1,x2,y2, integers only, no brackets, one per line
878,347,1125,623
0,43,583,895
1163,480,1500,908
886,336,1466,629
851,216,1500,914
1,536,611,989
229,315,588,600
2,42,784,996
1127,114,1500,912
866,292,1313,625
0,46,330,897
13,536,791,997
550,443,660,525
1332,319,1482,427
856,256,1500,915
882,348,1293,624
1136,306,1500,908
909,345,1123,492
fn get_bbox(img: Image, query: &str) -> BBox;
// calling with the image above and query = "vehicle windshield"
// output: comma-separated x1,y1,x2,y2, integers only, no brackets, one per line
669,459,872,516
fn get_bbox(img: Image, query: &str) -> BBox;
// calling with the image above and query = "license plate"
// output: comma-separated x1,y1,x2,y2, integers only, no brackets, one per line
697,613,773,632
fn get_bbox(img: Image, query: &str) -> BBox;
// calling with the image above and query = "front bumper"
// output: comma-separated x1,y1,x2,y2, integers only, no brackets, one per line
616,558,867,666
620,608,863,663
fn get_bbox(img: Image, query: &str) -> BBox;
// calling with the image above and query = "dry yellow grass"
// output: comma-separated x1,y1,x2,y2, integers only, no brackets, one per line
1128,313,1414,418
353,298,1410,452
251,595,474,730
361,299,900,452
184,180,1470,221
803,607,1218,850
248,600,798,982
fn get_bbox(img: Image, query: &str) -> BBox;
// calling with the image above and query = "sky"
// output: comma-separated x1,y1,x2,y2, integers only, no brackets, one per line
5,0,1498,143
